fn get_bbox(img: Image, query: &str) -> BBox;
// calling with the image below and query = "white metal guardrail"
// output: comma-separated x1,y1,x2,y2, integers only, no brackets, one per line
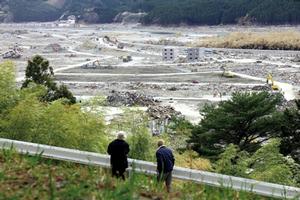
1,138,300,199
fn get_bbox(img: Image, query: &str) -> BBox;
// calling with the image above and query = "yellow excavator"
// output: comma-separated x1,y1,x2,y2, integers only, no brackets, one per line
266,74,279,91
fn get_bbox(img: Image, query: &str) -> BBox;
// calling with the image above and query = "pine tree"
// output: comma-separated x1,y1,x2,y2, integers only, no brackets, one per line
22,55,76,104
188,92,282,158
279,100,300,163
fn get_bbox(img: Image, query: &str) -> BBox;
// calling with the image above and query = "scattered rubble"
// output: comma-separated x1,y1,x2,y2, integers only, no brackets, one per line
107,91,158,107
2,49,21,59
128,82,162,90
80,40,98,50
66,53,77,58
252,85,271,91
0,30,28,35
117,43,125,49
146,39,185,46
292,55,300,62
2,45,22,59
44,43,64,52
147,105,181,120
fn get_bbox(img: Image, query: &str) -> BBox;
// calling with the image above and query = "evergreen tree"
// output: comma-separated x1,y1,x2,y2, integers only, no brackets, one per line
22,55,55,89
22,55,76,104
279,100,300,163
188,92,282,157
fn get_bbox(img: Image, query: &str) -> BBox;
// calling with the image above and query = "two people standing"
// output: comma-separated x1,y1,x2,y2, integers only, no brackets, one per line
107,133,175,192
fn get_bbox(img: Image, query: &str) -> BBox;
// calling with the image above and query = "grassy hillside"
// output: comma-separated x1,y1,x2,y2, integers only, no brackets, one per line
0,149,277,200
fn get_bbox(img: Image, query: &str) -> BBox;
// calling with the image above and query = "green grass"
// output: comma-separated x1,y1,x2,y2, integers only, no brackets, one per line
0,149,286,200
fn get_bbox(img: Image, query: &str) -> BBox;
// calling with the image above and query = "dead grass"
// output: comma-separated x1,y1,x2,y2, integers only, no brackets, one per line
175,151,212,171
196,31,300,50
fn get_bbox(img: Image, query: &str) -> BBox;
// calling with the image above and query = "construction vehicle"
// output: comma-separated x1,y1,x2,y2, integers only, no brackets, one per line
220,66,235,78
119,55,132,62
103,36,119,46
266,74,279,91
103,36,125,49
81,60,101,69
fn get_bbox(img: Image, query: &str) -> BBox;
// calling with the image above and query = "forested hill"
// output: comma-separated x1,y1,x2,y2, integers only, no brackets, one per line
0,0,300,25
141,0,300,25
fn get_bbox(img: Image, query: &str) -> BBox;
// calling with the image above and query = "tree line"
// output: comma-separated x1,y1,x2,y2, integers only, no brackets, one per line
139,0,300,25
3,0,300,25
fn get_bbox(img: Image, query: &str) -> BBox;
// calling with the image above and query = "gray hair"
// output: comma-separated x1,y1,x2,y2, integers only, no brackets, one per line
117,131,126,140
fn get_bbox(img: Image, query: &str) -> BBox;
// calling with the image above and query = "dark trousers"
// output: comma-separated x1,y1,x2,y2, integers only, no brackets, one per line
112,166,126,180
157,171,172,192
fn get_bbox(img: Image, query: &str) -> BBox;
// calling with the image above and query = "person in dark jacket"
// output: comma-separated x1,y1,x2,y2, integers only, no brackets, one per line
107,131,130,180
156,139,175,192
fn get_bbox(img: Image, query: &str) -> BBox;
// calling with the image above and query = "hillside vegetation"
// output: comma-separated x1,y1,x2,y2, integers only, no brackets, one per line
140,0,300,25
0,149,280,200
7,0,62,22
1,0,300,25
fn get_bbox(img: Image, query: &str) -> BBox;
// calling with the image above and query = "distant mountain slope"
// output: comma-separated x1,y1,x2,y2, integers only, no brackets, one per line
140,0,300,25
47,0,66,9
0,0,300,25
5,0,62,22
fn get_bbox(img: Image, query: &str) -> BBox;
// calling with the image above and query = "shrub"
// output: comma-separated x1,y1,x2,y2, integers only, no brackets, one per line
127,128,155,161
0,61,17,115
215,144,249,177
248,139,295,186
215,140,297,186
175,150,212,171
0,84,107,153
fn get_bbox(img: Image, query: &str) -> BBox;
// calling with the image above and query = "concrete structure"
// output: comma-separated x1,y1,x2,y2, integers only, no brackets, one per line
150,119,169,135
162,48,175,61
187,48,199,62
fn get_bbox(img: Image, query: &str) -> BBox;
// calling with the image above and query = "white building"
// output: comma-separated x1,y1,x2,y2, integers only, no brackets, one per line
186,48,199,62
56,15,76,27
162,48,175,61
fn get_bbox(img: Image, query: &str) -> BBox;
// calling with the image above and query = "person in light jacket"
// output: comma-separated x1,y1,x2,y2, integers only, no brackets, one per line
156,139,175,192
